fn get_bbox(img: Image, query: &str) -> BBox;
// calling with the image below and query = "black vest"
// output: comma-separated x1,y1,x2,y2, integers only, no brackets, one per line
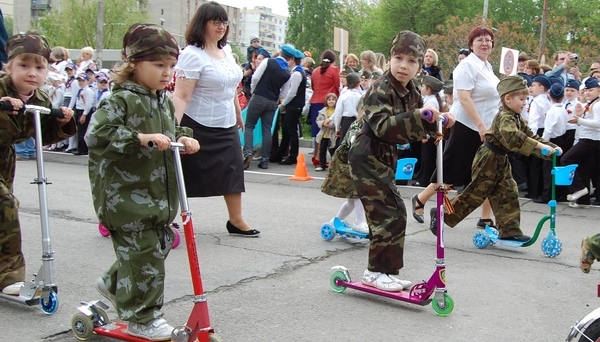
287,70,307,109
254,58,290,101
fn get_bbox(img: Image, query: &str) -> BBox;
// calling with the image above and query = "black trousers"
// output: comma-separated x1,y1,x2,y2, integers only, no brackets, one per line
561,138,600,205
527,128,545,198
75,109,91,154
277,106,302,159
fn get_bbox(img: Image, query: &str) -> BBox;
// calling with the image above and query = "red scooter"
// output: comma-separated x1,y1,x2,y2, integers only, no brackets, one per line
71,142,221,342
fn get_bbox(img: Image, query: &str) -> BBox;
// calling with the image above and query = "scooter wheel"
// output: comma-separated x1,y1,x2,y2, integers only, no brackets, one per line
40,291,59,315
432,293,454,316
94,306,110,326
473,231,491,249
171,225,181,249
541,236,563,258
330,270,348,293
578,318,600,342
98,223,110,237
72,312,94,340
320,223,336,241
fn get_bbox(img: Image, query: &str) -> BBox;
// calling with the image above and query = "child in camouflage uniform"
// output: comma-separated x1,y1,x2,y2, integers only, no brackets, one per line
581,234,600,273
85,24,199,341
432,76,560,242
347,30,454,292
0,32,75,296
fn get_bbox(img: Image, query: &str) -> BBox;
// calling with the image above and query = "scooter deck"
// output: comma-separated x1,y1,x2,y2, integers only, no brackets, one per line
332,218,369,239
486,225,527,248
340,280,432,306
94,322,157,342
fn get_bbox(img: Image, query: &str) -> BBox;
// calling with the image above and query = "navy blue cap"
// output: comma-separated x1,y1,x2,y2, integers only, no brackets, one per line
585,77,600,89
518,73,533,87
565,79,582,90
533,74,551,90
76,72,89,81
549,75,564,86
549,83,564,99
65,63,76,70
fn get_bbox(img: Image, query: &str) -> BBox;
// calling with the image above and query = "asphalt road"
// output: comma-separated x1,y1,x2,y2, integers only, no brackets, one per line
1,148,599,342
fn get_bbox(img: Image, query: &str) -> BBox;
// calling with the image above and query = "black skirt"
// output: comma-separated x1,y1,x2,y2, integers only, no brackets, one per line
180,115,245,197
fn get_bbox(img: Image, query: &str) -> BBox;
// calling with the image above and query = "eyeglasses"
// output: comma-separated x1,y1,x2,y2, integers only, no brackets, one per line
474,38,493,44
210,20,229,27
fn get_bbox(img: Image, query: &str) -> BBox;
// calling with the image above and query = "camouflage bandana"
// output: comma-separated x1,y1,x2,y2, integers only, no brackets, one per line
123,23,179,62
6,33,51,61
389,30,427,68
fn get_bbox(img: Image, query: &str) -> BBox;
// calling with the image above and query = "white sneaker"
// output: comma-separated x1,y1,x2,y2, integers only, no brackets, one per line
388,275,414,289
352,221,370,234
567,188,589,202
95,277,117,308
127,318,174,341
315,166,324,171
1,281,24,295
361,270,403,292
569,202,591,209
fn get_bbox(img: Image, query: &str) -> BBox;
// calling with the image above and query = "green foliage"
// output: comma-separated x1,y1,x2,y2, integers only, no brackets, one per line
4,16,13,36
287,0,337,60
34,0,149,49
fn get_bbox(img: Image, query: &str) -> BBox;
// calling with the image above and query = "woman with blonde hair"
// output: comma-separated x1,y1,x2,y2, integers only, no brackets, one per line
423,48,444,82
344,53,359,74
359,50,383,75
524,60,541,75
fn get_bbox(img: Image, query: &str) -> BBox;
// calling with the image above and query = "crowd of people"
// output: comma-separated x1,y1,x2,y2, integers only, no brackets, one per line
3,1,600,340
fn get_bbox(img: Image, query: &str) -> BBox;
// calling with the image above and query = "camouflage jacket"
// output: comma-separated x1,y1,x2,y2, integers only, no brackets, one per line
349,71,434,168
85,80,193,230
486,106,556,159
0,73,76,147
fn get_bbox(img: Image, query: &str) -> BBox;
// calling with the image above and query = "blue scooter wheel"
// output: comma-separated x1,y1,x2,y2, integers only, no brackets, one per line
320,223,336,241
542,236,563,257
40,291,59,315
473,231,491,249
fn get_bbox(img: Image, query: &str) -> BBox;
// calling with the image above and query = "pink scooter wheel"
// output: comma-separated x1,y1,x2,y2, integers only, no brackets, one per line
98,223,110,237
171,225,181,248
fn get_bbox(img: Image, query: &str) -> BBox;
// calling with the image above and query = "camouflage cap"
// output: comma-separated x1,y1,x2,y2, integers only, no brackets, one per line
422,75,444,93
123,23,179,62
6,32,51,61
497,75,528,97
389,30,426,68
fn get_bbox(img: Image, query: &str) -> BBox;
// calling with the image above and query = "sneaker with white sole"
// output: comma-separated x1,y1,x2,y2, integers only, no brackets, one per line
361,270,403,292
388,275,414,289
567,188,589,202
1,281,24,295
351,221,370,234
95,277,117,309
569,202,591,209
127,318,174,341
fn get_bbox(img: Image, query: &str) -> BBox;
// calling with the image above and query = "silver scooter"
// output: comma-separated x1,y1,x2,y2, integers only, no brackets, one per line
567,283,600,341
0,103,67,314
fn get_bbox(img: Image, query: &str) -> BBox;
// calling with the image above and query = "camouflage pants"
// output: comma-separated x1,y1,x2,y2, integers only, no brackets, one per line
586,233,600,260
350,150,406,275
444,146,523,238
101,225,174,324
0,180,25,289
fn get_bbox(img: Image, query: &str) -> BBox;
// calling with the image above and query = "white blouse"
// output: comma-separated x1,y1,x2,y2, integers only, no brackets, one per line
450,53,500,131
175,44,243,128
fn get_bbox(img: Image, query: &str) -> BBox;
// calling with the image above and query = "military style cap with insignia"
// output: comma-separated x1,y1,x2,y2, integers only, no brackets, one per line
346,72,360,84
421,75,444,93
123,23,179,62
388,30,426,68
566,79,581,90
6,32,51,61
497,75,528,97
585,77,600,89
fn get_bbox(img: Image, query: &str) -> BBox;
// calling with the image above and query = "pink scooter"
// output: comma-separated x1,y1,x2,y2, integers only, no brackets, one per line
329,113,454,316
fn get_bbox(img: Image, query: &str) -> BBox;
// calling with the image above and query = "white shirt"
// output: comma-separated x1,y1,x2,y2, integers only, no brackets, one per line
332,87,362,131
450,52,500,131
528,93,551,133
521,95,533,122
542,103,567,140
564,98,581,130
577,99,600,141
75,86,94,115
51,84,65,109
175,44,242,128
422,94,440,111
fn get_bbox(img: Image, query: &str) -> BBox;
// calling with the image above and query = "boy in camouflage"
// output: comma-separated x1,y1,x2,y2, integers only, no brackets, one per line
431,76,560,242
0,32,75,296
85,23,200,341
581,234,600,273
347,30,454,292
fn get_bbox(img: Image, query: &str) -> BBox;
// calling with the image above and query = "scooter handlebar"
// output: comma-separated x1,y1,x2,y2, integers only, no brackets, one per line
421,109,449,127
541,147,561,156
147,141,185,149
0,101,65,118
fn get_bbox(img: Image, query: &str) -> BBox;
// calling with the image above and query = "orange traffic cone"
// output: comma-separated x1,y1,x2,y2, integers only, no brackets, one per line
289,153,313,181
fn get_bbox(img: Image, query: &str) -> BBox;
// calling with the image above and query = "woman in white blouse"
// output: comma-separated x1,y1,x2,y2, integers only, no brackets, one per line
173,1,259,237
412,26,500,230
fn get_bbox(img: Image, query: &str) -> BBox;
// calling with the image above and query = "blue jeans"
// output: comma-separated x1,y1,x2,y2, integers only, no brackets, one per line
243,94,277,161
14,137,35,158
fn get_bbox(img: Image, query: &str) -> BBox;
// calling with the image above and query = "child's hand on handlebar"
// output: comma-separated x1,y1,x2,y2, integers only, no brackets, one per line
441,112,455,128
57,107,74,124
139,133,171,151
0,97,23,115
420,106,440,123
177,137,200,154
537,143,555,155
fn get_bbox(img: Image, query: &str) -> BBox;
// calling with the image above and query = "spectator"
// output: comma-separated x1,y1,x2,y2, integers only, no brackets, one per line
49,46,70,76
545,50,582,86
77,46,97,73
343,53,360,74
359,50,383,76
422,48,444,82
518,52,529,73
524,59,541,75
449,48,470,80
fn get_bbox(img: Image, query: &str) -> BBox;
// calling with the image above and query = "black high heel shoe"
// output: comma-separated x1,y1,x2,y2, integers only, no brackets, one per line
226,221,260,237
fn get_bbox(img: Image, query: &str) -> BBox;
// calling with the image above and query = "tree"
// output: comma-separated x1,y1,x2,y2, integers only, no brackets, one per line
331,0,373,54
287,0,336,61
34,0,149,49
